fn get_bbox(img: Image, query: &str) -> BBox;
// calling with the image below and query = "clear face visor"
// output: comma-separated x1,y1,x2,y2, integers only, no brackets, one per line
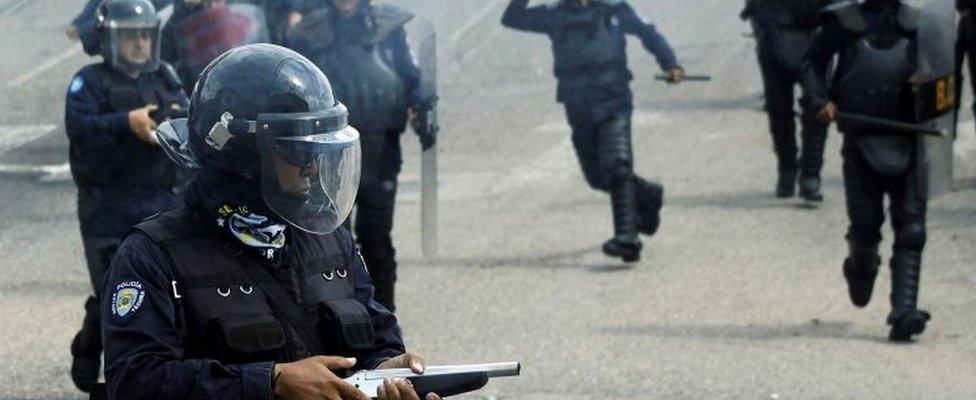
105,23,161,73
256,115,361,235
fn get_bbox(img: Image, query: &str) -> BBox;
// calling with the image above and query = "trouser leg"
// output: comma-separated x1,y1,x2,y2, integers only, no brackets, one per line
594,112,643,262
841,146,886,307
72,235,117,393
886,157,930,341
759,53,799,196
355,133,402,312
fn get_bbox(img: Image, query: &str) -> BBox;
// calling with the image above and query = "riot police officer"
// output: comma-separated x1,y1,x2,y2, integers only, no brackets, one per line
64,0,189,392
742,0,831,200
801,0,932,341
501,0,682,263
286,0,425,311
103,43,441,400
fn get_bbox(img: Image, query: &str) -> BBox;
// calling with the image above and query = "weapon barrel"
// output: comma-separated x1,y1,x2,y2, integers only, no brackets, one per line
655,75,712,82
836,111,947,136
362,362,521,380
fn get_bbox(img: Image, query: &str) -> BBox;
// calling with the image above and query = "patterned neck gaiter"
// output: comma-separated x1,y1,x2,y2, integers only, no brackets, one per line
186,171,289,264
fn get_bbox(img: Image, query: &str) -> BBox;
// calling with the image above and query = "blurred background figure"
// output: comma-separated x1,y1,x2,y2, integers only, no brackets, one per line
159,0,275,93
63,0,189,392
741,0,831,201
287,0,426,312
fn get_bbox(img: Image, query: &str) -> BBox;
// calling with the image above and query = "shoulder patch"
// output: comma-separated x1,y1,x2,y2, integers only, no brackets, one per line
69,75,85,94
111,280,146,322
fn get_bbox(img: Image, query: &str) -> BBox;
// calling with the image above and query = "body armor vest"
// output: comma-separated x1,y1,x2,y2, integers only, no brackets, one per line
308,6,411,135
831,4,919,175
548,3,626,79
70,63,183,192
134,208,375,363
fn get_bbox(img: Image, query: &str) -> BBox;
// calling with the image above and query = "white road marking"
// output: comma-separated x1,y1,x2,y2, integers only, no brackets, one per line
0,124,57,152
6,44,84,88
0,162,71,182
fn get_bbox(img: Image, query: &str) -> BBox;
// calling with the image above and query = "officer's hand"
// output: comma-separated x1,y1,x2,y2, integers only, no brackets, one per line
288,11,304,27
66,24,78,40
377,352,442,400
128,104,160,145
667,68,685,84
817,102,837,124
274,356,369,400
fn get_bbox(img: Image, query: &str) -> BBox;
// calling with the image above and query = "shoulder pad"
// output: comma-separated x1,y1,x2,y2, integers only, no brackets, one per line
545,0,565,10
291,7,336,51
824,1,866,33
897,4,920,32
157,61,184,91
132,208,202,245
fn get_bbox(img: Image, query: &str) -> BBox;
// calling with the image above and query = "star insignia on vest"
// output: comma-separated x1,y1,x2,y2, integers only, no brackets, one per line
111,281,146,322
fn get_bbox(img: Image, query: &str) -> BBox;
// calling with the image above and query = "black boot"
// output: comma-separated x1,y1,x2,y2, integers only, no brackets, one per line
887,251,930,342
842,243,880,307
603,177,642,262
799,177,823,202
635,178,664,236
71,296,102,393
776,168,797,198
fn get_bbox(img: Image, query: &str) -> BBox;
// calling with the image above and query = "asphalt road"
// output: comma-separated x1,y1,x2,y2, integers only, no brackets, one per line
1,0,976,399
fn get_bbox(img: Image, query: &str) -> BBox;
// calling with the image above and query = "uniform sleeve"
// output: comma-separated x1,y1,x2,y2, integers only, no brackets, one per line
615,2,680,71
386,26,423,108
64,70,132,146
343,232,406,369
102,232,274,400
73,0,102,55
800,18,847,111
501,0,550,33
282,0,304,12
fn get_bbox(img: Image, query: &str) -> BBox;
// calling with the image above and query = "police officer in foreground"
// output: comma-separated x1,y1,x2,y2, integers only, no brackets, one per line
741,0,831,200
64,0,188,392
287,0,426,311
801,0,932,341
501,0,682,263
102,43,441,400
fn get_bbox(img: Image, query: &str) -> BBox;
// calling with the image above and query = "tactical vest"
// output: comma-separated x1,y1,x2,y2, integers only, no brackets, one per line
70,63,184,192
307,6,411,135
547,3,627,79
762,0,826,73
134,208,376,364
830,4,919,175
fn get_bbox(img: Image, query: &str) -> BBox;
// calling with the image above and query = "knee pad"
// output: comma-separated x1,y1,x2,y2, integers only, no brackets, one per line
896,222,927,251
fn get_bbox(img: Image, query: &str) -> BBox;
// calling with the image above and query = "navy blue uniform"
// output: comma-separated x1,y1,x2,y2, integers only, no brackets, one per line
502,0,676,256
286,4,421,310
801,1,931,340
101,223,403,399
65,62,188,292
743,0,830,196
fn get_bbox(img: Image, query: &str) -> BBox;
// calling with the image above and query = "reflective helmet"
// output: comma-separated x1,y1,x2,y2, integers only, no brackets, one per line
96,0,162,73
157,44,361,234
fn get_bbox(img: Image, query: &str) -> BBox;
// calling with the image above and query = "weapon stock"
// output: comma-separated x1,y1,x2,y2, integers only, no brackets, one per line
344,362,521,399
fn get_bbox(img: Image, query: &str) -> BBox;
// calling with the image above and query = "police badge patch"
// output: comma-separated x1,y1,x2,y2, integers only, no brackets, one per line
111,281,146,322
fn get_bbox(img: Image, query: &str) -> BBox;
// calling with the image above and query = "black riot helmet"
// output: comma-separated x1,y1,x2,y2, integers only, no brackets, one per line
156,44,362,234
96,0,162,73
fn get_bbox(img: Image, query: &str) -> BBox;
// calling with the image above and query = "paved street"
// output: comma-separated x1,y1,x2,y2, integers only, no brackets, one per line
1,0,976,399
